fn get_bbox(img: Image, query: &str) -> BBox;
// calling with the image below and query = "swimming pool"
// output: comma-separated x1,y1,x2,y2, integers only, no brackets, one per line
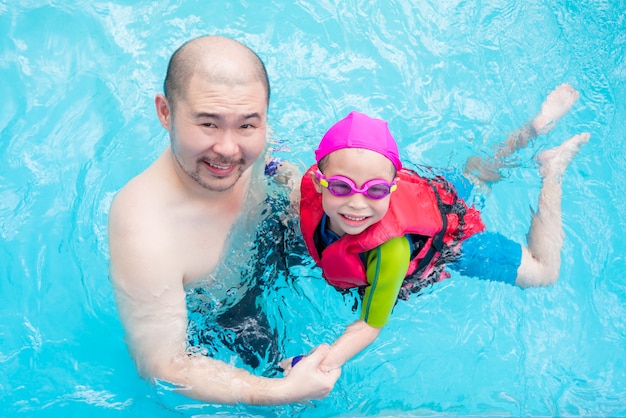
1,0,625,416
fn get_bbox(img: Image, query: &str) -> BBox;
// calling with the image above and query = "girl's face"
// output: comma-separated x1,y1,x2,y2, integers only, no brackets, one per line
313,148,396,237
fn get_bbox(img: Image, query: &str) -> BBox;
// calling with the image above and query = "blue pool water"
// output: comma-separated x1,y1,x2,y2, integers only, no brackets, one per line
1,1,625,417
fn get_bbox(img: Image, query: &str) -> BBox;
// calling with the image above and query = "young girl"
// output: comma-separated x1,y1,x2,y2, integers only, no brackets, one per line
289,87,589,372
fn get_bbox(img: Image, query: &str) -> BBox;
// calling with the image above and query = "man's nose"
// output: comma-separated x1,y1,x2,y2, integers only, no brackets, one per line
212,130,238,157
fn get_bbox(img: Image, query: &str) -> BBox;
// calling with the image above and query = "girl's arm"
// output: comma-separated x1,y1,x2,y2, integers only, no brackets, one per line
319,236,412,371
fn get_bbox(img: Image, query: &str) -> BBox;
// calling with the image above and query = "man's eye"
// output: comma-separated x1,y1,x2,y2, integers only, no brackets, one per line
241,124,254,129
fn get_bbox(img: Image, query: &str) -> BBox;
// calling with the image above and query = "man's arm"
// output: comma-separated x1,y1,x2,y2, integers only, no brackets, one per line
108,193,340,405
265,156,302,213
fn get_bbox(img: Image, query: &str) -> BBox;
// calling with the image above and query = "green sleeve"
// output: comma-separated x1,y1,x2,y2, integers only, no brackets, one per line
360,236,411,328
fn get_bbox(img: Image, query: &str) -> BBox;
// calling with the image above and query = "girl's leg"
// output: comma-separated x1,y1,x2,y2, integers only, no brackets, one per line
465,84,580,184
515,132,590,288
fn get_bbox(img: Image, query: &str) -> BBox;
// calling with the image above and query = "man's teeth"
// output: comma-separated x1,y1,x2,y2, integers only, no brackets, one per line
210,163,230,169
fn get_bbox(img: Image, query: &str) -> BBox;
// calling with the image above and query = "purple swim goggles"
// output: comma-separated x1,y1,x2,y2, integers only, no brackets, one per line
315,170,398,200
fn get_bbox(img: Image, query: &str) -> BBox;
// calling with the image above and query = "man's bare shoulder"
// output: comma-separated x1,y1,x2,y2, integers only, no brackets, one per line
109,152,173,231
110,173,161,238
108,157,184,287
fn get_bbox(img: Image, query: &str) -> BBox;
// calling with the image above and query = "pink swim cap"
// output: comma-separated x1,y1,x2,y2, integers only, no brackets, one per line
315,111,402,170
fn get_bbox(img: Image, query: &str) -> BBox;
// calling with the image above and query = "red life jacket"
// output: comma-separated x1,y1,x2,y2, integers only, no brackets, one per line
299,165,485,292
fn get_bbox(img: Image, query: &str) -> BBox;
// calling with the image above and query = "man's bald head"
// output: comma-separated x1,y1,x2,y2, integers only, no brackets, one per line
163,36,270,110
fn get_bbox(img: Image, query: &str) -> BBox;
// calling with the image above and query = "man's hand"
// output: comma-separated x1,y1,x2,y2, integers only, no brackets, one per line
279,344,341,400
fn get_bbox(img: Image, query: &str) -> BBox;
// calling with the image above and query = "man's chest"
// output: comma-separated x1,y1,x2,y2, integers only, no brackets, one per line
179,215,234,285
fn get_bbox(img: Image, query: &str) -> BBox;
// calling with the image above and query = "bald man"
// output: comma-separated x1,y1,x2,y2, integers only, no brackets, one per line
108,36,340,405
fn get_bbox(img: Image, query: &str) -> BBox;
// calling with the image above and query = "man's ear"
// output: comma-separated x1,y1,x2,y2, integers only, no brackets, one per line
155,94,171,130
311,171,323,194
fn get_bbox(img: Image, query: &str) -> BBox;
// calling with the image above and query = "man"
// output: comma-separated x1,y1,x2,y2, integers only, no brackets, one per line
108,35,340,405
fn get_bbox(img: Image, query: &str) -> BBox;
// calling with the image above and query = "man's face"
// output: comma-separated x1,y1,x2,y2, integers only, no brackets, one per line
165,74,268,193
